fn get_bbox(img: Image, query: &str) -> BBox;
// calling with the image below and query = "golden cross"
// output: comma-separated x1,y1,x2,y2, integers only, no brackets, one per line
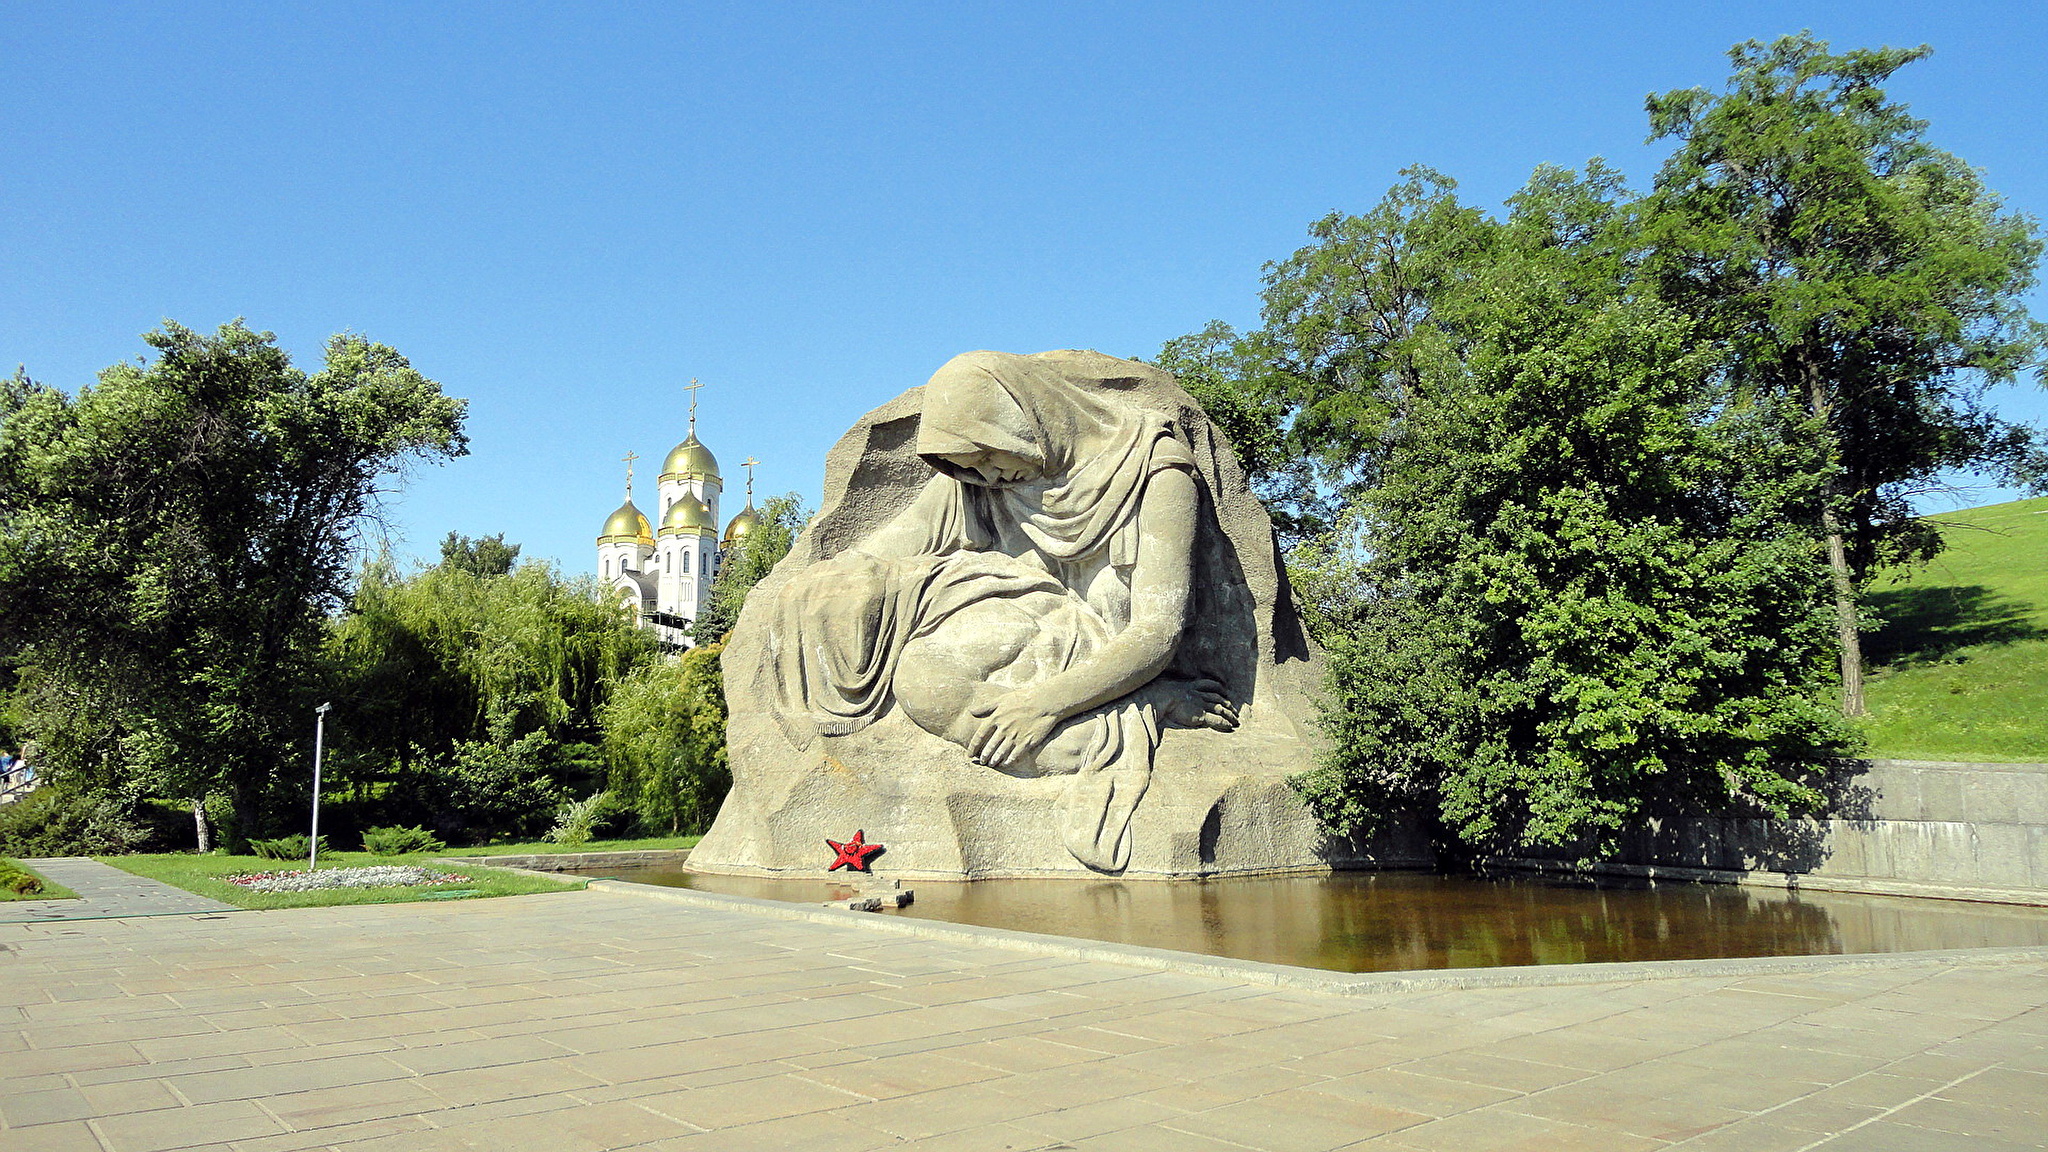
621,449,639,495
742,456,759,502
682,378,704,431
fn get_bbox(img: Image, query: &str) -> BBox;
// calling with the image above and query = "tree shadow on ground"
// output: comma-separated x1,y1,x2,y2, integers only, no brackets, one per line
1863,583,2048,669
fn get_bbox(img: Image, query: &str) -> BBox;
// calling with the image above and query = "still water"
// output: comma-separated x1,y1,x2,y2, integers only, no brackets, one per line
578,865,2048,974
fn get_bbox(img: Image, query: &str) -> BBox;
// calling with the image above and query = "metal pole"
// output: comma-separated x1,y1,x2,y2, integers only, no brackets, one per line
309,703,332,872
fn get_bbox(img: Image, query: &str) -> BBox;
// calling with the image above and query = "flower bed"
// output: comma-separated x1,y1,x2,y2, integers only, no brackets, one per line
227,865,467,893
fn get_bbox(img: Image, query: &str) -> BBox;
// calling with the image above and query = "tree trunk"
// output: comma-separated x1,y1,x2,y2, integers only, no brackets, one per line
1821,506,1867,717
191,797,214,853
1806,353,1867,717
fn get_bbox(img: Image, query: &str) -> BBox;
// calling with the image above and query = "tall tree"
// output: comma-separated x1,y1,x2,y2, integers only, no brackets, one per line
1286,166,1848,854
1643,33,2048,714
0,321,467,834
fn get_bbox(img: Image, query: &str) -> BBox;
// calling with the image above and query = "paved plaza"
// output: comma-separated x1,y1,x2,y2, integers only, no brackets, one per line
3,881,2046,1152
0,859,242,924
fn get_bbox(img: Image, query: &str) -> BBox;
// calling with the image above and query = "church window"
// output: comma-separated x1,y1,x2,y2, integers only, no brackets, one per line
682,550,691,574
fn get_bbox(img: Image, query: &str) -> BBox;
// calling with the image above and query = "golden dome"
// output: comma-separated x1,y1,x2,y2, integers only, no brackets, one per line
598,500,653,546
660,492,717,536
723,503,760,546
661,433,720,482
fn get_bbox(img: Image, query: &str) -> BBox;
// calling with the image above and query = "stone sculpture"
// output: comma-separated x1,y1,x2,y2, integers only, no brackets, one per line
688,350,1424,879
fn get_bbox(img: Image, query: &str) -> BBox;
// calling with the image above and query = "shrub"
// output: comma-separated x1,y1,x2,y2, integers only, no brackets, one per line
0,859,44,895
546,791,616,850
360,825,444,856
247,833,329,861
413,733,568,844
0,787,152,857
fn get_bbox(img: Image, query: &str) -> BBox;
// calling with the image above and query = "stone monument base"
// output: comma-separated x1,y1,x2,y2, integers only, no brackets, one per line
688,710,1430,880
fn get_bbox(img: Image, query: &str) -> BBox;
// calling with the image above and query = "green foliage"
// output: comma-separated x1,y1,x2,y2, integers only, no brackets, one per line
600,643,729,835
1197,161,1852,855
1860,496,2048,761
0,786,152,857
321,542,663,844
325,557,657,771
247,833,330,861
1167,33,2040,853
1643,33,2047,712
438,531,520,577
546,791,617,849
689,494,809,644
1152,323,1315,537
0,321,467,833
1644,35,2045,572
360,825,445,856
403,732,571,844
1254,165,1499,523
0,858,45,895
428,833,698,857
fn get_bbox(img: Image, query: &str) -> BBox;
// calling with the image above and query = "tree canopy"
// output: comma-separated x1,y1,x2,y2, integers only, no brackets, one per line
1280,166,1848,853
1644,33,2047,713
1162,33,2044,853
439,531,521,577
324,556,657,768
0,320,467,833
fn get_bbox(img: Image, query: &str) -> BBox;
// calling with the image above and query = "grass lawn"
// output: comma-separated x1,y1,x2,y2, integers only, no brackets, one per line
1861,495,2048,762
430,833,700,857
0,859,79,901
104,851,584,910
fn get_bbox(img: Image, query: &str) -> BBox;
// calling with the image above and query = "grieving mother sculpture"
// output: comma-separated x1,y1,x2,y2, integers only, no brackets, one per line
689,350,1419,878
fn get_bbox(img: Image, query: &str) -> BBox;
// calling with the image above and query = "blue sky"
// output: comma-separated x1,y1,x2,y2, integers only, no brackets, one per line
6,1,2045,573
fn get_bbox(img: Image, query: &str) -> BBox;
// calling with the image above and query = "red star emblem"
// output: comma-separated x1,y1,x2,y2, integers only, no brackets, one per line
826,829,885,872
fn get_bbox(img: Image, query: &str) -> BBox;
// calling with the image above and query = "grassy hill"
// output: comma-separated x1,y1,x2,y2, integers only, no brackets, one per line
1860,495,2048,763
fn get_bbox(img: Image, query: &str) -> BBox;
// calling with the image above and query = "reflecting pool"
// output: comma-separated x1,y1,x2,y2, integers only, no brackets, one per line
574,865,2048,973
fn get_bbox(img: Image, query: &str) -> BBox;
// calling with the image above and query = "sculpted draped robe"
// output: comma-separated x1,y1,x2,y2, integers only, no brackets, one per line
765,352,1200,871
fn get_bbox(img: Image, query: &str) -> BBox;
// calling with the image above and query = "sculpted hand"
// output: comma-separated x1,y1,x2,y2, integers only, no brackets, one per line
1159,677,1239,732
967,691,1061,771
1184,677,1239,731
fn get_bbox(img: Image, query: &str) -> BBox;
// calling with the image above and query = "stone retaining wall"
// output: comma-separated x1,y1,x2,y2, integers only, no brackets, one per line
463,849,692,872
1499,759,2048,906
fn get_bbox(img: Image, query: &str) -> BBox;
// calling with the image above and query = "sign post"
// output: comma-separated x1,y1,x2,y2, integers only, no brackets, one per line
309,702,332,872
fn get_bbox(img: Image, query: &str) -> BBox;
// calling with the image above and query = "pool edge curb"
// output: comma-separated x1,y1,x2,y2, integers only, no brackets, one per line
581,879,2048,995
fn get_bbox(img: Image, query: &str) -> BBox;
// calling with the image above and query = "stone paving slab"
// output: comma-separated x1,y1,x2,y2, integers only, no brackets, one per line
1,858,241,923
1,886,2044,1150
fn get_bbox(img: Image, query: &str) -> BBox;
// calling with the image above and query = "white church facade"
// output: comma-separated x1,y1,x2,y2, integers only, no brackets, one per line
597,397,759,647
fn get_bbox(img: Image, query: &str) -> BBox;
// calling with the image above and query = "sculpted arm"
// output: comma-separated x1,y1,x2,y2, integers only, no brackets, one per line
967,466,1198,769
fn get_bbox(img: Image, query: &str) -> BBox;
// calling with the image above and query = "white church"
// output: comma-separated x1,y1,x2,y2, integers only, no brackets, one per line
597,393,759,648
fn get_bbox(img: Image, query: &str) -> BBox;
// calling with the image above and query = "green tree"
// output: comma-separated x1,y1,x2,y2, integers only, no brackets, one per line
600,643,729,835
1177,164,1851,855
688,494,809,644
0,321,466,837
1643,33,2048,714
323,554,659,805
439,531,520,577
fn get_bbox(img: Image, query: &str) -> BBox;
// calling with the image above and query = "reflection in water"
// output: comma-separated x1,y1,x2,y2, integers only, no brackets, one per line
579,866,2048,974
